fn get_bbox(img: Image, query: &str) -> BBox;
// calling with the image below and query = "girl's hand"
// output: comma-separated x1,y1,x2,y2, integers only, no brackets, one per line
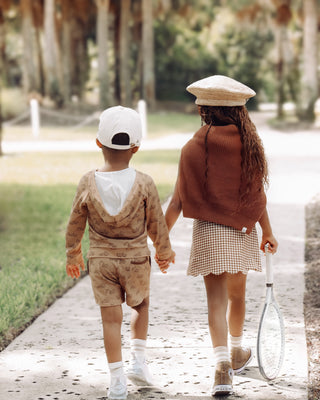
155,251,175,274
260,235,278,254
66,262,85,279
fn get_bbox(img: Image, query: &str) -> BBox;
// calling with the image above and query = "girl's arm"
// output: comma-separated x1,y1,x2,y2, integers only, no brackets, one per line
165,183,182,232
258,207,278,254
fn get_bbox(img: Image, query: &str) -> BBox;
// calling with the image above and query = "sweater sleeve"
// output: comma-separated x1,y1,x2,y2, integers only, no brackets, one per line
145,177,173,260
65,175,89,266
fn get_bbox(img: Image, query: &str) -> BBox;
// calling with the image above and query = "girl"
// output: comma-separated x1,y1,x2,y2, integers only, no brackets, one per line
164,76,278,396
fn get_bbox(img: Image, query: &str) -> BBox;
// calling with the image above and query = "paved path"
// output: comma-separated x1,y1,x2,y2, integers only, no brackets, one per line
1,113,320,399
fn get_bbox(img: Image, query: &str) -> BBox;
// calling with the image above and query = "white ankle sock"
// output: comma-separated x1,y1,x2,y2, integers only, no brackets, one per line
230,335,243,348
131,338,146,363
109,361,124,377
214,346,230,363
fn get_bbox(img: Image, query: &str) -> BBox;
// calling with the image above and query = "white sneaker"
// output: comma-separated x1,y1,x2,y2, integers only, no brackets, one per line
107,375,127,400
127,357,154,386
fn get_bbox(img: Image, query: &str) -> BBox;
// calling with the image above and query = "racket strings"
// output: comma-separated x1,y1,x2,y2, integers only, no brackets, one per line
258,304,284,379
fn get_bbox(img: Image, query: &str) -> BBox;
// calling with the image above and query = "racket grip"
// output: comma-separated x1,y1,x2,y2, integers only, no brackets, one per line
265,244,273,285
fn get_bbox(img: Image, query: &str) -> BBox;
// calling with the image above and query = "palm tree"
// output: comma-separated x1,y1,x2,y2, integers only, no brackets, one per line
43,0,62,105
61,0,72,104
0,6,3,156
20,0,38,94
96,0,111,109
0,0,11,156
119,0,132,106
272,0,292,119
142,0,155,109
300,0,318,121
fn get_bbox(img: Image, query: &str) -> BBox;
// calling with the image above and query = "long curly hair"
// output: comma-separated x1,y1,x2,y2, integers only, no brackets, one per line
199,105,269,203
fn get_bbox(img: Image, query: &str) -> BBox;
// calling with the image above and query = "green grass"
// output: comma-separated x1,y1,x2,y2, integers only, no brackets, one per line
0,184,80,348
0,149,180,350
2,88,28,120
3,110,199,141
147,111,200,135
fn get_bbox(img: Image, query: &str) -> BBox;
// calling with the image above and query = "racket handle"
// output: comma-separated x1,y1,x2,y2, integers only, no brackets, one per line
265,244,273,285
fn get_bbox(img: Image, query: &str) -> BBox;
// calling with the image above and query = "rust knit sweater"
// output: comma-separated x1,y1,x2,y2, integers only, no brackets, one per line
177,124,266,234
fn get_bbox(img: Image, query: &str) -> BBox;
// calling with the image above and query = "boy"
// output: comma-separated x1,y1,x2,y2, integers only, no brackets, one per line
65,106,175,400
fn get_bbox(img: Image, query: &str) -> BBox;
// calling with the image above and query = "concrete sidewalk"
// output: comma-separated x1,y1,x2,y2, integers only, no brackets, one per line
1,116,320,399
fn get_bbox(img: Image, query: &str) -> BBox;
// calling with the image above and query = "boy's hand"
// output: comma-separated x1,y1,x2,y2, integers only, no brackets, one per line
155,251,175,274
66,262,85,279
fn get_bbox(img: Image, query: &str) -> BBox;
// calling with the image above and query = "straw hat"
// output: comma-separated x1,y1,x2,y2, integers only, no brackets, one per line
97,106,142,150
186,75,256,107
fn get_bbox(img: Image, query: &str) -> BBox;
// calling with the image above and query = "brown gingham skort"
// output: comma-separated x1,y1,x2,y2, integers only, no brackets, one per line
188,220,262,276
88,256,151,307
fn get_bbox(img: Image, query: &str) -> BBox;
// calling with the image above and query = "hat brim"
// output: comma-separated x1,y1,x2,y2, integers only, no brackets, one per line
195,98,248,107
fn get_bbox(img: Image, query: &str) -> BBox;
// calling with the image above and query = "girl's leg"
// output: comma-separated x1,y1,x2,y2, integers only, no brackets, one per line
204,273,233,396
100,305,123,363
204,273,228,347
226,272,247,337
226,272,252,373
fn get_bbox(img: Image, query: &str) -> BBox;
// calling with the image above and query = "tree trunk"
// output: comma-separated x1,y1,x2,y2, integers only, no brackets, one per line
275,25,286,119
43,0,63,105
61,0,72,104
35,22,45,96
21,0,37,94
142,0,155,109
300,0,318,121
70,18,88,100
119,0,132,106
96,0,110,109
0,8,4,156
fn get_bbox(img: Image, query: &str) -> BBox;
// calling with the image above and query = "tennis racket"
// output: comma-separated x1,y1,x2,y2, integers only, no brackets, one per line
257,245,285,380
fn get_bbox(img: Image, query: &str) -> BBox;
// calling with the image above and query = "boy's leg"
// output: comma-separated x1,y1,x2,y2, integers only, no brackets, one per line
100,305,123,363
100,305,127,399
226,272,252,373
127,297,153,386
130,296,149,340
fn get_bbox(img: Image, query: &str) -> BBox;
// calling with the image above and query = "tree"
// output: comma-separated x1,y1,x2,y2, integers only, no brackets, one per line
142,0,155,109
0,0,11,156
272,0,292,119
32,0,45,96
96,0,111,109
0,6,3,156
119,0,132,106
20,0,37,94
43,0,63,106
61,0,72,104
68,0,92,101
300,0,318,121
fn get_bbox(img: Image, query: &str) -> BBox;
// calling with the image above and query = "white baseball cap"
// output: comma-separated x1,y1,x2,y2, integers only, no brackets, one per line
186,75,256,107
97,106,142,150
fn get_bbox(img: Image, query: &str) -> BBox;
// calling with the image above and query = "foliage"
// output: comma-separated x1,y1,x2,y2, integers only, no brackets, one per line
214,25,274,109
0,1,317,119
155,5,275,108
154,20,218,101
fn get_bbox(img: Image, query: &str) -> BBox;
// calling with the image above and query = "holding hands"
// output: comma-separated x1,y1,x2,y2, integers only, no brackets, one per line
155,250,175,274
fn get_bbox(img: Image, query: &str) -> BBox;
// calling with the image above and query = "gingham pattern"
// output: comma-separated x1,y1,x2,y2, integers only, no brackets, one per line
188,220,262,276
